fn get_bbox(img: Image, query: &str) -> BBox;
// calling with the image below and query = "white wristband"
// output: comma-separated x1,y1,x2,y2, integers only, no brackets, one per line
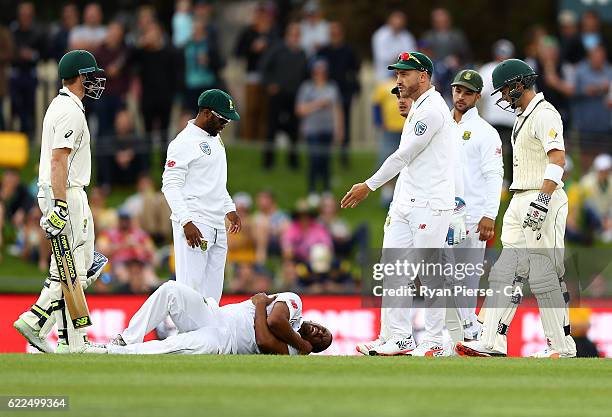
543,163,564,185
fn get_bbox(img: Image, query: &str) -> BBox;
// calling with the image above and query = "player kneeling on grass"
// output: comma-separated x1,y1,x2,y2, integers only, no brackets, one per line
105,281,332,355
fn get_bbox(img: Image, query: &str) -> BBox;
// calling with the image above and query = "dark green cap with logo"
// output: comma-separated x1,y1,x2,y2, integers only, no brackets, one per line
58,50,104,80
197,89,240,121
451,69,483,93
388,52,434,75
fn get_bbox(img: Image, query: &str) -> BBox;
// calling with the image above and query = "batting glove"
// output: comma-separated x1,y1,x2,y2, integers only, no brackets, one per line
447,197,467,246
41,199,69,238
523,192,549,231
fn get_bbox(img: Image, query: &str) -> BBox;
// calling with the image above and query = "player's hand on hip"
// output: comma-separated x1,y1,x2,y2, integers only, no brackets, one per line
251,293,277,306
523,192,550,231
341,183,371,209
447,197,467,245
226,211,242,234
183,221,204,248
41,199,69,238
477,216,495,241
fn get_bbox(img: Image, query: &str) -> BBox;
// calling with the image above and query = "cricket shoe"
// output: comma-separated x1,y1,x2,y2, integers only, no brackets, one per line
530,348,576,358
369,335,415,356
13,318,52,353
455,340,506,357
409,341,450,357
109,334,126,346
356,338,384,355
56,341,108,354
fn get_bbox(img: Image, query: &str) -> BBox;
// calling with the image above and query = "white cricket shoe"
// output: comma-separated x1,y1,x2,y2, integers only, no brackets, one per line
355,338,384,356
455,340,506,357
369,335,415,356
409,341,450,357
13,318,52,353
56,341,107,354
530,348,575,358
109,334,127,346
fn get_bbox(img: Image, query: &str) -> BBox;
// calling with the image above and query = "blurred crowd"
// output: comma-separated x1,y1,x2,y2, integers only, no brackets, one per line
0,1,611,294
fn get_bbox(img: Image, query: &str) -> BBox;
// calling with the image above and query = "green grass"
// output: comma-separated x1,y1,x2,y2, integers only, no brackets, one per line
0,355,610,417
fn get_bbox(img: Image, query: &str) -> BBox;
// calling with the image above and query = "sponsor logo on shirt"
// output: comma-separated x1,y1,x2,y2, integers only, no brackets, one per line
166,160,176,168
418,224,427,229
200,141,211,155
64,130,73,138
462,131,471,141
495,147,502,156
414,121,427,136
290,299,298,310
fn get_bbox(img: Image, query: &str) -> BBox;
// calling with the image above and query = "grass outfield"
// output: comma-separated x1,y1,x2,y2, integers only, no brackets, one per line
1,355,611,417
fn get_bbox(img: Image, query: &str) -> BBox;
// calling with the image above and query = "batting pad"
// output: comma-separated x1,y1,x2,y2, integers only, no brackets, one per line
536,289,576,357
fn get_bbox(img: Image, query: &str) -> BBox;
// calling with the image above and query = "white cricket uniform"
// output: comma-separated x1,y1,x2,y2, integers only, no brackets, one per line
446,107,504,341
109,281,302,355
366,86,455,344
481,93,576,356
21,87,95,337
162,120,236,302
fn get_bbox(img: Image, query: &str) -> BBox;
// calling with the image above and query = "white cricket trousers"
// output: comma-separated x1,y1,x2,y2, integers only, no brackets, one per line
379,203,452,344
109,281,232,354
172,220,228,302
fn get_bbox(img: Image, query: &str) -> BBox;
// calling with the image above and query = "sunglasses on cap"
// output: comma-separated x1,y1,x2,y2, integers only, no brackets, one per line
210,109,230,124
398,52,422,65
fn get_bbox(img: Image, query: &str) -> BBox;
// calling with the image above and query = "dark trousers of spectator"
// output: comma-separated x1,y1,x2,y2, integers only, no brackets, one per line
91,94,124,139
240,82,268,141
9,69,37,138
263,92,299,170
339,98,352,167
493,124,513,184
306,132,332,193
141,98,172,164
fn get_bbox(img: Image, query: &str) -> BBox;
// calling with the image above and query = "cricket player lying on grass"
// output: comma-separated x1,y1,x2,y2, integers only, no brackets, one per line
106,281,332,355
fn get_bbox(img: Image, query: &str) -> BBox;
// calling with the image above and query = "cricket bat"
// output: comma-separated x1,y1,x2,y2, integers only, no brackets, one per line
44,186,92,329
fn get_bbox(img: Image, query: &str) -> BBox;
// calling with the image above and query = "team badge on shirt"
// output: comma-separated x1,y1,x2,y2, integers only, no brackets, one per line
462,131,471,141
414,121,427,136
200,141,211,155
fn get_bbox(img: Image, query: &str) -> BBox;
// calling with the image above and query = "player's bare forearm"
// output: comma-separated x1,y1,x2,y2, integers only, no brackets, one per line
541,149,565,194
267,303,309,353
50,148,71,201
253,298,289,355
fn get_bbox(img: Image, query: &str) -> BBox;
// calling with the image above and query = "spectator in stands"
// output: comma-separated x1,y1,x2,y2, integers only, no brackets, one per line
522,25,547,69
9,1,45,138
234,1,278,141
126,5,157,47
570,308,601,358
571,45,612,137
15,205,48,271
98,109,148,188
172,0,193,48
253,189,289,264
281,200,332,289
299,0,329,57
122,174,172,246
296,59,343,195
421,8,471,68
132,22,181,162
49,3,79,62
371,11,416,81
372,80,409,206
557,9,581,64
479,39,516,181
563,10,610,65
260,22,307,170
183,18,224,110
318,193,369,264
318,21,360,167
0,169,34,233
580,154,612,243
564,156,589,245
114,257,160,295
96,209,159,284
193,0,220,50
91,21,131,139
69,2,107,50
534,36,574,124
0,25,13,131
89,186,118,233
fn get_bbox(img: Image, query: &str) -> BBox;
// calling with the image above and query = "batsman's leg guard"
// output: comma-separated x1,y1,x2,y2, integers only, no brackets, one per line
535,289,576,357
20,277,61,331
51,298,69,347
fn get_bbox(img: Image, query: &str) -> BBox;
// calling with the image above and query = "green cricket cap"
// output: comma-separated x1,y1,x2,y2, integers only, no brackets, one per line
197,89,240,121
388,52,434,75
